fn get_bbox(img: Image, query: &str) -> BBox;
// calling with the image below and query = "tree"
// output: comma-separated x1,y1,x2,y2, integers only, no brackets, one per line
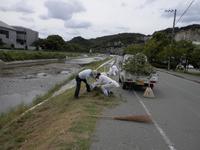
144,32,171,63
191,45,200,68
32,38,46,50
45,35,65,50
124,44,144,54
175,40,194,69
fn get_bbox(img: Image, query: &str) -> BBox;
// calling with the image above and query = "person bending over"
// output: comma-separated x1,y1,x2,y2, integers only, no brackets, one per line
74,69,97,98
93,73,119,96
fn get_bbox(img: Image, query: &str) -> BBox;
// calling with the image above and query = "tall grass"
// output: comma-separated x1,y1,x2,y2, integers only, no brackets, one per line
0,50,81,62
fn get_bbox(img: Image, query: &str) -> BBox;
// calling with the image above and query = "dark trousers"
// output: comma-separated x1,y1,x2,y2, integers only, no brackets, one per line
74,75,91,98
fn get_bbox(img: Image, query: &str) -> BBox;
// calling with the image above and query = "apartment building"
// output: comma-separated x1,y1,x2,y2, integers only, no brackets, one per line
0,20,38,49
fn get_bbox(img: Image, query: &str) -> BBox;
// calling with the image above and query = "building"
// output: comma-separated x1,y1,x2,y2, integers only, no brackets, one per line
0,20,16,48
0,20,38,49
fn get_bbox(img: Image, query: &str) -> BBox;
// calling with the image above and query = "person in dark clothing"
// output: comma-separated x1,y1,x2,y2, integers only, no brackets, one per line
74,69,97,98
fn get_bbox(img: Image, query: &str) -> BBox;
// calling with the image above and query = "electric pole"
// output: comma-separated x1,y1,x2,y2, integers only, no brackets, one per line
172,9,177,42
165,9,177,70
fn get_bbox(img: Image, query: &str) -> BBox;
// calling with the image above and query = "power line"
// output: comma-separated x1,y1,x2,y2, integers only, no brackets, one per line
176,0,195,25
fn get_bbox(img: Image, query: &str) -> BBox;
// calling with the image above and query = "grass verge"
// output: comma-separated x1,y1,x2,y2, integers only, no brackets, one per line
184,71,200,76
176,70,200,76
0,85,119,150
0,74,76,129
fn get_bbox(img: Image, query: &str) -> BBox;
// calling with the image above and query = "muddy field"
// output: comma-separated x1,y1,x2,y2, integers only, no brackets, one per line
0,62,81,113
0,55,107,113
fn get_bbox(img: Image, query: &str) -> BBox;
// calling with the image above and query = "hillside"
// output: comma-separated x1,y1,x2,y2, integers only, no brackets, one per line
154,24,200,44
66,33,148,53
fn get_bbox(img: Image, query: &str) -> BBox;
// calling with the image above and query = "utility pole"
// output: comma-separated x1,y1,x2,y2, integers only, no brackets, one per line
172,9,177,42
165,9,177,70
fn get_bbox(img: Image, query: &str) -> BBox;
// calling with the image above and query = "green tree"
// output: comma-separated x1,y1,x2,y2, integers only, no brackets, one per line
144,32,171,63
45,35,65,50
191,45,200,68
32,38,46,50
124,44,144,54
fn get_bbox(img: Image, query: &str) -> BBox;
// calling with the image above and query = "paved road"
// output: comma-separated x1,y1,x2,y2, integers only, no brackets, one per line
90,71,200,150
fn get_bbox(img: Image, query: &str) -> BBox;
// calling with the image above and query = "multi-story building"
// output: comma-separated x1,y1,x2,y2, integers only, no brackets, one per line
0,20,17,48
0,20,38,49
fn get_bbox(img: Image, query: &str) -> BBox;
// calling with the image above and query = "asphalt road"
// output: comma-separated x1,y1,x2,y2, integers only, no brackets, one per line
90,71,200,150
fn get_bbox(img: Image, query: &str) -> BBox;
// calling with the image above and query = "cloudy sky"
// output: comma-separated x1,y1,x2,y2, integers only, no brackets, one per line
0,0,199,40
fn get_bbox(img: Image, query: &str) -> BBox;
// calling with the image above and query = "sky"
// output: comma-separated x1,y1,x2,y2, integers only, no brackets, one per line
0,0,199,41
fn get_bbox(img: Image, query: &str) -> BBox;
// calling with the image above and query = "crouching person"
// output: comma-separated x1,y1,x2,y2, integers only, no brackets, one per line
74,69,97,99
93,73,119,96
107,65,119,76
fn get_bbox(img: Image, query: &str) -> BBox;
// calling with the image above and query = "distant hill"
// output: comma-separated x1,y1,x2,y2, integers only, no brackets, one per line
66,33,148,53
154,24,200,44
66,24,200,53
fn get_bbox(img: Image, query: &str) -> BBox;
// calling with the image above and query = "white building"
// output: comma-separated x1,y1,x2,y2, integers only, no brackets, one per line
0,20,38,49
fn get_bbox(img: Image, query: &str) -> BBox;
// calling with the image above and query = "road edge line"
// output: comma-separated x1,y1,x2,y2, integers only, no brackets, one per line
134,91,176,150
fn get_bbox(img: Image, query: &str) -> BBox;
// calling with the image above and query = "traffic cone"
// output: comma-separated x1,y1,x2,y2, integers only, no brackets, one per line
143,86,155,98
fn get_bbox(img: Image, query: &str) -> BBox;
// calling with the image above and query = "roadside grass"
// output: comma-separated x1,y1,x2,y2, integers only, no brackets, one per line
0,56,115,149
184,71,200,76
176,70,200,76
0,50,81,62
0,85,120,150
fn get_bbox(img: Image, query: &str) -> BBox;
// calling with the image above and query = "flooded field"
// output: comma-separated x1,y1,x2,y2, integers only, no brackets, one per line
0,62,80,113
0,56,107,113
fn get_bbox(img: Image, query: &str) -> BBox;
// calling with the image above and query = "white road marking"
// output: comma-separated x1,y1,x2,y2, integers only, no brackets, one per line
134,91,176,150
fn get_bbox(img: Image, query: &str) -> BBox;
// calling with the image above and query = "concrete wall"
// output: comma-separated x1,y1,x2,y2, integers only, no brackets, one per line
26,28,38,46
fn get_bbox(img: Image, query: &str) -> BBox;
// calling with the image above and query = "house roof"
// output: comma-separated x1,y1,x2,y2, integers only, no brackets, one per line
0,20,16,30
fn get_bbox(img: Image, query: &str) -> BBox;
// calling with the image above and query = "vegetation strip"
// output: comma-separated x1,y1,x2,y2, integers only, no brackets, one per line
0,57,118,150
158,69,200,84
0,50,81,62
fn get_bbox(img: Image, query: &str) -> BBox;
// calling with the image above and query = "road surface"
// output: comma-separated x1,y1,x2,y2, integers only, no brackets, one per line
90,71,200,150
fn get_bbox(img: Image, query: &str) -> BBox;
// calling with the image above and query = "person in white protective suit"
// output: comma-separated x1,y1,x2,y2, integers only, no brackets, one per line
93,73,120,96
107,65,119,76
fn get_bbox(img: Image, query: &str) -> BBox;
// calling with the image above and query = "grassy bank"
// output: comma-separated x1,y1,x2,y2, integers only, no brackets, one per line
0,50,81,62
0,88,119,150
0,74,76,129
0,57,117,149
176,70,200,77
185,71,200,76
0,57,112,128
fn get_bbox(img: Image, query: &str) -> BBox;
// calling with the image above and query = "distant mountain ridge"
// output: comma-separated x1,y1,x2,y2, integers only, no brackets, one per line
67,33,148,53
154,24,200,44
66,24,200,53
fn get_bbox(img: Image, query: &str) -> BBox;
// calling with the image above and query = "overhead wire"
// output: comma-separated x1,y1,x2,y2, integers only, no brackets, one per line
175,0,195,25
